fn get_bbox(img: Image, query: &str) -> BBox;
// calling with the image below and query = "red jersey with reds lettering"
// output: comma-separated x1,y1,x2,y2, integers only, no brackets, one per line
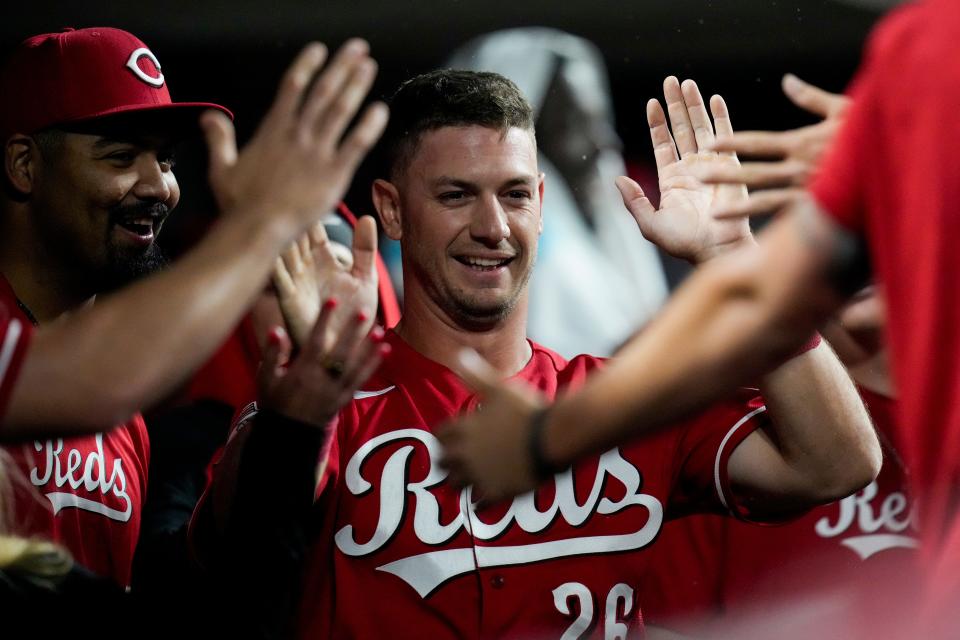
296,331,767,639
0,276,149,587
0,300,31,420
808,0,959,582
640,387,917,635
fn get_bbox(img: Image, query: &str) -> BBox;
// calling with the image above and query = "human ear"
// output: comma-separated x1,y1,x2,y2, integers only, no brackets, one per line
537,172,546,234
4,135,38,197
372,178,403,241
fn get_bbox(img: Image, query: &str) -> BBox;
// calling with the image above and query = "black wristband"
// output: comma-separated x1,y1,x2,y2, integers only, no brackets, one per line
528,406,562,481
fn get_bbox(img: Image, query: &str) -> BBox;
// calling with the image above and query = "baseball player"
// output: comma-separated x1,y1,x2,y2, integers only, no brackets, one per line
195,70,878,638
0,26,386,588
439,0,959,634
133,204,402,631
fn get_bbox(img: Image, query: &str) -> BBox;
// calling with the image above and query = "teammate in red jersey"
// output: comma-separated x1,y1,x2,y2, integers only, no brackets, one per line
0,32,386,439
195,69,878,638
440,1,960,634
0,26,387,587
636,79,917,636
641,288,917,638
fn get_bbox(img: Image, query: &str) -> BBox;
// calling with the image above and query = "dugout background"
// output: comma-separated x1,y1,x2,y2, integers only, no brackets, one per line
2,0,899,284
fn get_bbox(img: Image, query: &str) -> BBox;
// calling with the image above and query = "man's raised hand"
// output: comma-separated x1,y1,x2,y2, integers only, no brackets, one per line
697,74,850,219
619,77,752,265
258,301,389,429
273,216,379,350
200,40,388,241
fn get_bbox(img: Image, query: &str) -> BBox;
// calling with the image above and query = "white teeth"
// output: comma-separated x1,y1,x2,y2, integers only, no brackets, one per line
465,257,505,267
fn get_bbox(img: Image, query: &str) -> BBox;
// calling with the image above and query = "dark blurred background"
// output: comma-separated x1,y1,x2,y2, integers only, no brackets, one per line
3,0,901,262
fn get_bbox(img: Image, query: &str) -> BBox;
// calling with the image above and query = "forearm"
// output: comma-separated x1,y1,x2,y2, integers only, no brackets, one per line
202,409,327,638
542,210,844,467
4,210,292,435
751,341,880,504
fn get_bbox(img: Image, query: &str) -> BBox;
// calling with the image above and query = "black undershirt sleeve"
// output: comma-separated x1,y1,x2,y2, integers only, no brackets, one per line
211,408,328,639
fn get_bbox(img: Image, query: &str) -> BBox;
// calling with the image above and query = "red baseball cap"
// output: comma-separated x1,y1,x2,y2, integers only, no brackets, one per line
0,27,232,139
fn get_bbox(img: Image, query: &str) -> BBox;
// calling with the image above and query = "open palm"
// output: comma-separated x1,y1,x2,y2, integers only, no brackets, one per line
620,77,752,264
273,216,379,350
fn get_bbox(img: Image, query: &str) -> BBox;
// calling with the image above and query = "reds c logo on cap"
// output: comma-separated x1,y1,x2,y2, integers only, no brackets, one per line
125,47,164,88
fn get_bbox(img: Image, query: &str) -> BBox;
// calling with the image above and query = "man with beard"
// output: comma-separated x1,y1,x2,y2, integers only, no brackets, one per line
0,26,386,590
195,70,879,638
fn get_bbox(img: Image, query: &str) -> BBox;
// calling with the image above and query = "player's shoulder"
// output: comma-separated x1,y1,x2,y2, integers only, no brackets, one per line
527,340,606,385
683,387,766,431
116,412,150,456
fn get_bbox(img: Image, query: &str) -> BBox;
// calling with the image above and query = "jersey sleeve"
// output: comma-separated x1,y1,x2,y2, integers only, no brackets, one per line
0,302,32,422
667,389,768,520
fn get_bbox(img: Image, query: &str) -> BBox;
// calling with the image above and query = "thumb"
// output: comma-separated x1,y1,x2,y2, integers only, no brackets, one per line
453,348,502,397
351,215,379,280
200,110,238,186
615,176,657,235
782,74,848,119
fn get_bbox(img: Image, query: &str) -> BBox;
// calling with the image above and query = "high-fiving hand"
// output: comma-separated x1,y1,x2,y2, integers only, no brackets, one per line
258,302,389,429
618,76,753,264
200,39,388,243
273,216,380,351
696,74,850,219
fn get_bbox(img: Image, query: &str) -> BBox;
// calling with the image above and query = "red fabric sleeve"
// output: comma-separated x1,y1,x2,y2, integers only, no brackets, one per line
668,391,768,519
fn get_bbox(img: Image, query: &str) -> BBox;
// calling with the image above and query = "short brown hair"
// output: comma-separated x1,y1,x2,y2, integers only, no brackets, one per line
382,69,535,179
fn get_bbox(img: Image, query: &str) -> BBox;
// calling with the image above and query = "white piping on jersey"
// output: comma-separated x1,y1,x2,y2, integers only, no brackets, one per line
0,317,23,390
713,405,767,511
353,386,396,400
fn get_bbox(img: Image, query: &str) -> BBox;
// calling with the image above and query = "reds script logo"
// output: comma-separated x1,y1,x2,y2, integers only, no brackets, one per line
335,428,663,598
28,434,132,522
814,481,919,559
125,47,164,87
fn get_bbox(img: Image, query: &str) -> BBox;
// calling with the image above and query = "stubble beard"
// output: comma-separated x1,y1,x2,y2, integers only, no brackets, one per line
429,258,534,332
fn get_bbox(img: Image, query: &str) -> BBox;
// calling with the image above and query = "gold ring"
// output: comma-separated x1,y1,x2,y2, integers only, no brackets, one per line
322,357,346,379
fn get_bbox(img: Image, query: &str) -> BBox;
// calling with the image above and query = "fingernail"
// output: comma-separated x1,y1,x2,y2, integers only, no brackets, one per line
782,73,801,93
371,326,386,342
379,343,392,357
268,326,286,345
324,297,338,310
357,310,369,323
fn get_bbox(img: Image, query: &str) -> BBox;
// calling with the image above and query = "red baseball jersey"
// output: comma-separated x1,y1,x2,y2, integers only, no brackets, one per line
640,387,916,636
809,0,959,576
294,331,768,639
0,276,149,588
0,300,31,421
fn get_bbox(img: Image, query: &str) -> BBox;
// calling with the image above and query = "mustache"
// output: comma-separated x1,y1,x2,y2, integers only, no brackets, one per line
108,201,170,223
